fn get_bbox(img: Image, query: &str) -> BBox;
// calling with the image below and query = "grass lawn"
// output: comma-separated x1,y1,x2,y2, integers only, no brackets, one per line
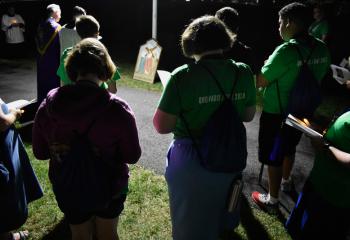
22,145,291,240
116,62,163,92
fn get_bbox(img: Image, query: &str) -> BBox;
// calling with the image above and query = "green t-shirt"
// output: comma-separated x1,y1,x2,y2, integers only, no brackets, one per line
261,38,330,114
310,111,350,208
57,47,121,89
158,59,256,139
309,20,329,41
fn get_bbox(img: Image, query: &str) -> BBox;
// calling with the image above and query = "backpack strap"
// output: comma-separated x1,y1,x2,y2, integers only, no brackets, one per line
173,77,205,161
174,62,239,160
47,97,111,142
200,63,239,100
294,40,315,65
275,41,316,116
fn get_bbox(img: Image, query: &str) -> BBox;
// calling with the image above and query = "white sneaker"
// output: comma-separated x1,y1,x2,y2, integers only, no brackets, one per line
251,192,279,213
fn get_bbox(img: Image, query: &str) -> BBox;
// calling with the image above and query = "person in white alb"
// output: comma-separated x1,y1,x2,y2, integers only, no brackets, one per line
1,6,25,58
59,6,86,56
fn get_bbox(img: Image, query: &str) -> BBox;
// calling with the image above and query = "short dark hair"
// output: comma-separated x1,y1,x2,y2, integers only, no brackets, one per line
72,6,86,17
181,15,233,58
215,7,239,33
65,38,116,82
76,15,100,39
279,2,312,33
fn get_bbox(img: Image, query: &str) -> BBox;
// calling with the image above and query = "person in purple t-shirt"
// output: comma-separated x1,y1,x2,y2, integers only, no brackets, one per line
32,38,141,240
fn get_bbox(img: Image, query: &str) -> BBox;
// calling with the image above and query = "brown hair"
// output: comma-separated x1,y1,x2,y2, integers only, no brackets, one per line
181,15,233,58
65,38,116,82
76,15,100,39
215,7,240,34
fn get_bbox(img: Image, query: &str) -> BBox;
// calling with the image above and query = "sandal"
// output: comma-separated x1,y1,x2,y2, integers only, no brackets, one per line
11,231,29,240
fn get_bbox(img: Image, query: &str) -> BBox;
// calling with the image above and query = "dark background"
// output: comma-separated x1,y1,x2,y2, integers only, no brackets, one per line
1,0,350,77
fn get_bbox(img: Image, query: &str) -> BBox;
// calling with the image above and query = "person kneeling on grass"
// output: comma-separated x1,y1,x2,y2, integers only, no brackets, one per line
285,110,350,239
0,99,43,240
33,38,141,240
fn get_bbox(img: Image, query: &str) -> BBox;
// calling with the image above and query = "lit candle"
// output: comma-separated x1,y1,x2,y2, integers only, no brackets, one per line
303,118,310,126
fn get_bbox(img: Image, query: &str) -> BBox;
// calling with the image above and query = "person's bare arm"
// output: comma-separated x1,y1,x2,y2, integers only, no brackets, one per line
328,146,350,169
256,73,269,88
153,109,177,134
311,138,350,169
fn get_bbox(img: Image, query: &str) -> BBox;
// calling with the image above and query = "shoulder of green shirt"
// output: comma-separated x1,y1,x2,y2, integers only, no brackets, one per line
261,41,293,77
169,64,190,83
274,41,292,52
235,61,253,74
57,47,74,85
325,111,350,152
171,64,189,75
62,47,73,57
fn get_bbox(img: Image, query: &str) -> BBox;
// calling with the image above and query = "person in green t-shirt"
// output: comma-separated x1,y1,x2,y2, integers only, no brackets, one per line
309,4,329,42
251,2,331,211
57,15,120,93
286,111,350,239
153,16,256,240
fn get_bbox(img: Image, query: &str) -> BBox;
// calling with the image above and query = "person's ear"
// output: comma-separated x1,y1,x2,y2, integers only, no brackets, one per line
285,18,291,28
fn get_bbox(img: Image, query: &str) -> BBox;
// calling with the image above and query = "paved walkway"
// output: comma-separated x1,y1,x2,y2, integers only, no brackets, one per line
0,57,315,213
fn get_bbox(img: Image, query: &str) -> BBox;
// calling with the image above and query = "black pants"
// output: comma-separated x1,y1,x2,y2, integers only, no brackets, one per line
258,111,302,167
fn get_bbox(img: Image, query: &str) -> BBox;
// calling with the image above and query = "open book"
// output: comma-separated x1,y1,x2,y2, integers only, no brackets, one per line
285,114,323,138
157,70,171,87
6,99,35,109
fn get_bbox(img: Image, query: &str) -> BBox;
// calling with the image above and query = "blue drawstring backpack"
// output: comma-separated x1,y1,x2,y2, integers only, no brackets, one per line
177,63,247,173
47,102,115,213
269,42,321,163
287,44,322,119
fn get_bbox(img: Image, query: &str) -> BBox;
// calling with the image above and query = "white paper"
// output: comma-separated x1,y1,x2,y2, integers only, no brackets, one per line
330,64,350,85
285,114,323,138
6,99,35,109
339,58,349,69
157,70,171,87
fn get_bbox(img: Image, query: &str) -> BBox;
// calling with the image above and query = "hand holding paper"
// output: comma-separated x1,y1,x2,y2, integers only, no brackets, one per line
6,99,35,109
